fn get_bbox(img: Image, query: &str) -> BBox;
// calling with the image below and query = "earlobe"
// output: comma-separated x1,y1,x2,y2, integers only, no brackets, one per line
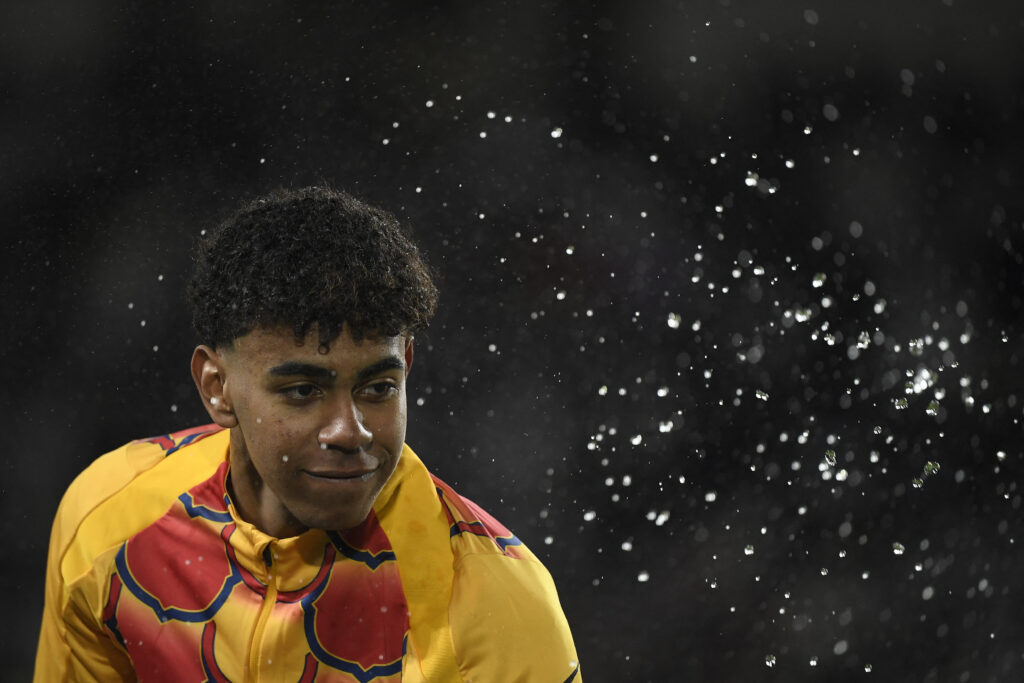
191,345,238,428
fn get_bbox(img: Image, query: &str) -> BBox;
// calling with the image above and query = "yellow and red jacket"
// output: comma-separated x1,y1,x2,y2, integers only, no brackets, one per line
36,425,581,682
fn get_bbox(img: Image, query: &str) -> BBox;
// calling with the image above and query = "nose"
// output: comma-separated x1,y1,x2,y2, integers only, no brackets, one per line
318,398,372,452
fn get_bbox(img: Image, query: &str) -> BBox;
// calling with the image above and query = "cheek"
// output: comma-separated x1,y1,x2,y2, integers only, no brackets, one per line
380,405,408,443
247,415,306,461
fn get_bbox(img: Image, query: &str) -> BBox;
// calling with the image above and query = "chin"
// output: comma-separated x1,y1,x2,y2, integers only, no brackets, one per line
299,505,374,532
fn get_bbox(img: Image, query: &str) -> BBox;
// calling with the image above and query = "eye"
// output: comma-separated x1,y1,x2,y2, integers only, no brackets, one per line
282,384,322,401
359,381,399,401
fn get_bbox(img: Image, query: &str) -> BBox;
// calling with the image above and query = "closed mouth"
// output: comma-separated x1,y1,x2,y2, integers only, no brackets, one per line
303,468,377,481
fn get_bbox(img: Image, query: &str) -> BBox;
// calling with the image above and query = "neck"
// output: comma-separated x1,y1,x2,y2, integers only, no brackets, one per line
227,429,307,538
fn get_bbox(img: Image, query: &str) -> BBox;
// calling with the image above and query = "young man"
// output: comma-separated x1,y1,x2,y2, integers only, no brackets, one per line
35,187,581,682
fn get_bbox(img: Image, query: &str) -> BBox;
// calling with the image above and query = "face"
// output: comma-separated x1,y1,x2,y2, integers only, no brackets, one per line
192,326,413,538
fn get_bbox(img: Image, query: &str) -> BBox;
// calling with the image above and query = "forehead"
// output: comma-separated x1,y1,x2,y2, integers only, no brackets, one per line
224,326,406,370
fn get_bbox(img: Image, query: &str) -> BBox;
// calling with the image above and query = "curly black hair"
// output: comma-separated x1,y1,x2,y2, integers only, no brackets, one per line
187,186,439,349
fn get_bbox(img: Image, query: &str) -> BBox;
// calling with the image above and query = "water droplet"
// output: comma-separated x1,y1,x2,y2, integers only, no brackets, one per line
630,434,643,446
637,570,650,582
744,545,754,556
658,421,673,433
550,127,563,138
755,389,769,401
824,449,837,467
894,397,909,410
892,542,905,555
666,312,682,329
812,273,826,288
765,654,777,668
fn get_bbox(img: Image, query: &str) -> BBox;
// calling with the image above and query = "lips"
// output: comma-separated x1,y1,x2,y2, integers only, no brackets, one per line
303,468,377,481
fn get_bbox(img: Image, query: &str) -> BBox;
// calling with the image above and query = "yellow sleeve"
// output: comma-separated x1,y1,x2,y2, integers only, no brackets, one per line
450,551,581,682
35,427,228,682
34,481,136,682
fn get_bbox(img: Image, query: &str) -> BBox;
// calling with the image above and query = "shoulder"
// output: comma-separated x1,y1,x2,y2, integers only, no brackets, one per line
433,477,582,681
51,424,228,584
375,446,581,680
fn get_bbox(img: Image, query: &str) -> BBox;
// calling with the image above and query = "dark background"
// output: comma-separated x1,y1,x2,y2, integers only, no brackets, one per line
3,1,1023,680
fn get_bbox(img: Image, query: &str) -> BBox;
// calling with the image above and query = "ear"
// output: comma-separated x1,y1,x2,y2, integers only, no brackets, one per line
404,336,414,377
191,345,238,428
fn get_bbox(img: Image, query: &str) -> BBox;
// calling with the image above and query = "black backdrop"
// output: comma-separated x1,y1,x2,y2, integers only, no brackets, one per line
3,2,1023,680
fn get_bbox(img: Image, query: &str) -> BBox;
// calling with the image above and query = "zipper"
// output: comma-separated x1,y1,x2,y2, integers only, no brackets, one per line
248,545,278,682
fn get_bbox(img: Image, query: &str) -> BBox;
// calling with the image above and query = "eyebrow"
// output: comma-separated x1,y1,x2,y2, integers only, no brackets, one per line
266,356,405,382
356,356,406,382
267,362,336,380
